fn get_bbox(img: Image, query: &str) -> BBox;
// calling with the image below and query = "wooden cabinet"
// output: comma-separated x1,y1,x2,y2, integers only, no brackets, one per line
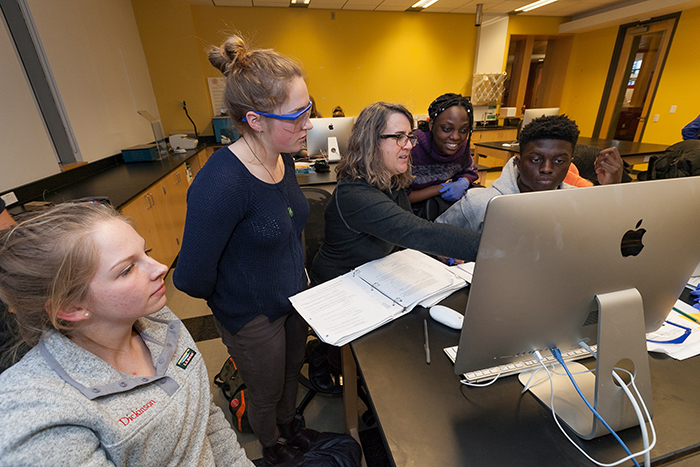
187,146,217,181
120,164,189,268
121,191,168,265
471,128,518,168
121,146,223,268
471,128,518,145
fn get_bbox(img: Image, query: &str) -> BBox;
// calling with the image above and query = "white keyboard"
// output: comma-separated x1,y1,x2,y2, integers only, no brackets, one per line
443,345,597,383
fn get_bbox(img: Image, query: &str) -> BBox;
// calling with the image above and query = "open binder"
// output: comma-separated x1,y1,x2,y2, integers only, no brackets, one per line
289,249,470,346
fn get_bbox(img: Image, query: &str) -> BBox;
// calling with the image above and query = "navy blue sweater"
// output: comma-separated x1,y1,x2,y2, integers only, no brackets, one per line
173,147,309,335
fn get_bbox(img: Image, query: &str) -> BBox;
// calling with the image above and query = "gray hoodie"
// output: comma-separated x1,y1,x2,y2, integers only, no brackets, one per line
0,307,253,467
436,157,571,233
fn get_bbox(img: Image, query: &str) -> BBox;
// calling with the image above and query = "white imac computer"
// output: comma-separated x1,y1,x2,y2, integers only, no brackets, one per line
519,108,560,138
306,117,355,162
453,177,700,440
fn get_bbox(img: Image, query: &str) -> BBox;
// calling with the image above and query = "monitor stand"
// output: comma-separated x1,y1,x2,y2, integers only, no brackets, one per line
519,288,653,440
326,136,341,162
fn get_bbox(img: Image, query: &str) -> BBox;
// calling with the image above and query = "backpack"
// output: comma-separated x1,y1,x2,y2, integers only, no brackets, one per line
213,357,253,433
644,140,700,180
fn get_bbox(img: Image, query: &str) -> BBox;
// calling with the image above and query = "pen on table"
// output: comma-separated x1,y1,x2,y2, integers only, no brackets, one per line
424,319,431,365
673,306,700,325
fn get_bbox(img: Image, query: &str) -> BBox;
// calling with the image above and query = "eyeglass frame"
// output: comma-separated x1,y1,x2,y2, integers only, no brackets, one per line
242,101,313,122
380,133,419,147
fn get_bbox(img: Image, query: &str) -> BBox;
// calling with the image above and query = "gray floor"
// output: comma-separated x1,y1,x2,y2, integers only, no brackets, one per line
163,271,353,462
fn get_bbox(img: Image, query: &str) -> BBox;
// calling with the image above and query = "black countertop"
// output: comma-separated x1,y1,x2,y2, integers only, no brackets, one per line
6,126,519,215
47,148,203,208
7,144,208,214
473,124,519,131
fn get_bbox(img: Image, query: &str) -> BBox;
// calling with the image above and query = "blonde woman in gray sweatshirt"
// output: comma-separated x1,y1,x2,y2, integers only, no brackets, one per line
0,203,253,467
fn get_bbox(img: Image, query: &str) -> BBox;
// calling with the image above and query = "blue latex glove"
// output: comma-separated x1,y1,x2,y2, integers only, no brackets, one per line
439,178,470,202
692,284,700,311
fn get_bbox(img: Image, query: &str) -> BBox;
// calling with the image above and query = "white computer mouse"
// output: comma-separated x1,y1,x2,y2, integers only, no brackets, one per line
429,305,464,330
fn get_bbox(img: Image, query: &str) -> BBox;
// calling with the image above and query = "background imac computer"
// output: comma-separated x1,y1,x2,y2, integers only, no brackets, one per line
453,176,700,439
519,107,560,137
306,117,355,162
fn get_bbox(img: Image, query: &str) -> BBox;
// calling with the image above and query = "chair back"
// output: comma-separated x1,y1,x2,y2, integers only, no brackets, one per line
301,187,331,267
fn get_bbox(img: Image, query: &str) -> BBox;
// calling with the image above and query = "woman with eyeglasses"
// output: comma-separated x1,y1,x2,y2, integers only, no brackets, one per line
172,35,317,466
305,102,480,393
309,101,480,286
407,93,478,220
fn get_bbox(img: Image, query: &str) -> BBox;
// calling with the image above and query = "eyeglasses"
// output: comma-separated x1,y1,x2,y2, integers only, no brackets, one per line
242,101,313,122
380,133,418,147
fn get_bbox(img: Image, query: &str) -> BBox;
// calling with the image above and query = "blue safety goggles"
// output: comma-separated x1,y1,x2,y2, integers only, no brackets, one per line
242,101,312,122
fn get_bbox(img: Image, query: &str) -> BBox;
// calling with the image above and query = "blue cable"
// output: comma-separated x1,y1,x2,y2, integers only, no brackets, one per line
550,347,641,467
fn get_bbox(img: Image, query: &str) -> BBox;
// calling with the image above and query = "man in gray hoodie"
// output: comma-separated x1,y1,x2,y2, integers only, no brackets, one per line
436,114,623,232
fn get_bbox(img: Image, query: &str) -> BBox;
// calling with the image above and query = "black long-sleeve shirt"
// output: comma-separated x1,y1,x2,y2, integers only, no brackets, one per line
309,177,480,285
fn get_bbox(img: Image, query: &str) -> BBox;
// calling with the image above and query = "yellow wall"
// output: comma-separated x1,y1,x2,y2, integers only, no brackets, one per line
132,0,213,137
507,15,567,36
558,25,619,137
557,7,700,144
132,1,700,145
132,0,478,136
643,7,700,144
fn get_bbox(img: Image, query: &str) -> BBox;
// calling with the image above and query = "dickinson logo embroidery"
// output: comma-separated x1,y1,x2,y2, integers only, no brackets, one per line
176,348,196,369
119,400,156,427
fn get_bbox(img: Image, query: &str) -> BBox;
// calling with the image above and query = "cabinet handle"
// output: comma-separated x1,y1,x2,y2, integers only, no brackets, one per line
145,193,152,209
175,172,181,184
149,193,155,207
162,185,167,195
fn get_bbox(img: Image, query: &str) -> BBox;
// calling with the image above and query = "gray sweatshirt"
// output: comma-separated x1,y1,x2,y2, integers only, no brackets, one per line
0,307,253,467
436,157,571,232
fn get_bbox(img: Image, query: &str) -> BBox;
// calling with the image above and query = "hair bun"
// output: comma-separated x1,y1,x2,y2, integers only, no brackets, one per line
208,35,249,76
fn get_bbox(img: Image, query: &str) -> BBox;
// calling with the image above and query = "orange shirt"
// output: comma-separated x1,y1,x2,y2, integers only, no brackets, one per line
564,163,594,187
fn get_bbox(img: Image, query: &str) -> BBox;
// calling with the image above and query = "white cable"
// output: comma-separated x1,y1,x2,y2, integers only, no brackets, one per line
612,368,656,467
521,365,593,394
577,340,598,359
461,368,502,387
534,355,652,467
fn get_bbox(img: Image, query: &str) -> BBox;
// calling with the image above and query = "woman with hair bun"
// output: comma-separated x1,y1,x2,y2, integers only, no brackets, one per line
407,93,478,220
173,35,316,465
0,203,252,466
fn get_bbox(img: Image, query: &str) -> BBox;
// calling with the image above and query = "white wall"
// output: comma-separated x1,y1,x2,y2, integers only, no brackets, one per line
0,21,58,193
27,0,160,164
473,15,509,75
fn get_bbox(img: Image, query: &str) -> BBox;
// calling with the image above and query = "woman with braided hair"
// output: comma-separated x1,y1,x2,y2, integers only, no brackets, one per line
407,93,478,220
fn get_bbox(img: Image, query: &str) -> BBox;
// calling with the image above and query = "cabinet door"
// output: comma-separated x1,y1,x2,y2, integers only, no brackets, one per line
121,162,198,269
121,193,169,265
161,166,188,252
188,154,202,181
502,129,518,141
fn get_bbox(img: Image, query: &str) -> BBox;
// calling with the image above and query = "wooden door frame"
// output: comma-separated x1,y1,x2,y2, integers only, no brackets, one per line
505,35,572,117
593,13,680,140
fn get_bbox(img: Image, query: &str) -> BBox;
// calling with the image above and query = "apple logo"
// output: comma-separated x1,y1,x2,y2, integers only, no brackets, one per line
328,124,334,130
621,219,646,257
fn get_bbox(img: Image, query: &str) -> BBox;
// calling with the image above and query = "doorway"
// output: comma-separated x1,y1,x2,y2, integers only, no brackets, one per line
595,16,679,141
503,35,573,116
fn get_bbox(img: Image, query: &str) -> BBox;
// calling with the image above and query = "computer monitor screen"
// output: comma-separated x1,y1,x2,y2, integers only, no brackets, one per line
453,177,700,437
519,108,560,136
306,117,355,162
